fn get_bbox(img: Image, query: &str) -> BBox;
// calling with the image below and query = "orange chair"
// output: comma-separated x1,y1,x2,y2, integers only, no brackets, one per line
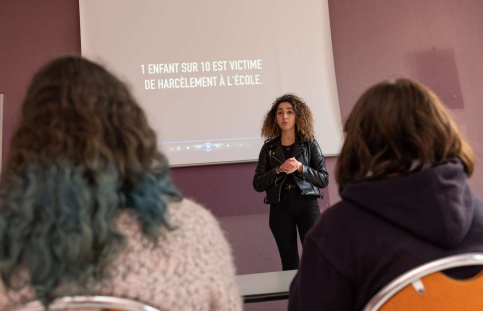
363,253,483,311
5,295,162,311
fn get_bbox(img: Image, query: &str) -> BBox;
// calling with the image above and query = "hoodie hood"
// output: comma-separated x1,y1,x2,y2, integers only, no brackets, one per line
341,159,476,248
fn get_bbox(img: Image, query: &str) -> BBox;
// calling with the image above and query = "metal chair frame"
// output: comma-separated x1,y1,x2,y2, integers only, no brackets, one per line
5,295,162,311
363,253,483,311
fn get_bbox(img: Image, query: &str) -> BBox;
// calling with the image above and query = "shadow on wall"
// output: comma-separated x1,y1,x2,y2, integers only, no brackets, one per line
218,213,290,311
219,213,279,274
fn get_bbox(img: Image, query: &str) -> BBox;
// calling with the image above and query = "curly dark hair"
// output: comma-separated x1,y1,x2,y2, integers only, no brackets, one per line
0,56,181,306
336,78,474,191
261,93,314,141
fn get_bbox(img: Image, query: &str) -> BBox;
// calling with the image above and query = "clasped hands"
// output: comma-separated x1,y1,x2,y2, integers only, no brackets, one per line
278,157,303,174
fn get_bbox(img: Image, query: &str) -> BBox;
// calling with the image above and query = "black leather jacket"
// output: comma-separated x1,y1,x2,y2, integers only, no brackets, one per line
253,136,329,204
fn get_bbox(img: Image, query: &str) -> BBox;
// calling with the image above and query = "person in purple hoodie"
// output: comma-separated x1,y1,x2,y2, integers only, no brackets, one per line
288,78,483,311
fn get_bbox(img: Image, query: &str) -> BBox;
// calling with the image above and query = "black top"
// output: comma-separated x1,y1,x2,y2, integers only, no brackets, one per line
281,144,294,159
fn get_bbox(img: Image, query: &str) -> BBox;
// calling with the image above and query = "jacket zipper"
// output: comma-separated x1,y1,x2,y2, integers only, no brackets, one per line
271,151,284,184
270,151,287,202
270,151,284,164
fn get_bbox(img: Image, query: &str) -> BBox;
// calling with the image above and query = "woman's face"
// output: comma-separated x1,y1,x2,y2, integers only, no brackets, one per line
276,102,296,133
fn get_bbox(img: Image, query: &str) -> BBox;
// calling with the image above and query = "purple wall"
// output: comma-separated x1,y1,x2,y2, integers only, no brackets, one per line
2,1,483,309
328,0,483,199
0,1,81,159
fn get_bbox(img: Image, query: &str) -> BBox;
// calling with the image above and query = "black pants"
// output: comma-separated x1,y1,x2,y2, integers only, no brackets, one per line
269,187,320,270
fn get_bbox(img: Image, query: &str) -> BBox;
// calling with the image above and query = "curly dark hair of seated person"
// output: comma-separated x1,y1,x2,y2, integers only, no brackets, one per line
335,77,475,192
0,55,182,307
261,93,315,141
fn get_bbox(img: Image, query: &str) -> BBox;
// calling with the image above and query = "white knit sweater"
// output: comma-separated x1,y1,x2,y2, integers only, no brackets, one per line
0,199,243,311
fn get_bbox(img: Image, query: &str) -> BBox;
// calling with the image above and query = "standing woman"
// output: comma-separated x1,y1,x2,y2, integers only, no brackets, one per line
253,94,329,270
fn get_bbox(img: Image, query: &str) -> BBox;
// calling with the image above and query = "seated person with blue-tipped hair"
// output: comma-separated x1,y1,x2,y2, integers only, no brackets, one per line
0,56,242,311
289,78,483,311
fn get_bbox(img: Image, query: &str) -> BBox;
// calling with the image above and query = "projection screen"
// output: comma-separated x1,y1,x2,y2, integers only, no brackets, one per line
79,0,343,166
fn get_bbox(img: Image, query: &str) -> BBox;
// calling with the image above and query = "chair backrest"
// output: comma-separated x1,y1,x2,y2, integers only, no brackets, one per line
5,295,162,311
363,253,483,311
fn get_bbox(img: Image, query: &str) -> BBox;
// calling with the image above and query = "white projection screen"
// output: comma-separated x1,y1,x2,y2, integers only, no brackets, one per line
79,0,343,166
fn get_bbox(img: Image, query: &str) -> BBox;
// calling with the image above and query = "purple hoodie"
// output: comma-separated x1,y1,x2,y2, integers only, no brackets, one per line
289,159,483,311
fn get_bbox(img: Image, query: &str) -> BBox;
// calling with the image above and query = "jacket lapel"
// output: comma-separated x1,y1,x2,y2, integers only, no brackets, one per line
269,137,285,164
291,138,305,159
